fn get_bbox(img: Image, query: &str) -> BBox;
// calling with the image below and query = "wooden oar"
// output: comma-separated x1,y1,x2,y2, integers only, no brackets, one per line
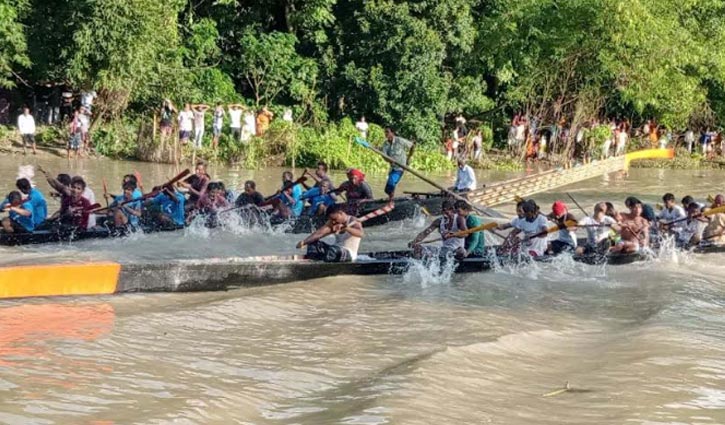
566,192,589,217
102,178,109,208
90,169,190,214
134,170,144,192
666,205,725,226
353,137,496,217
421,221,498,244
526,219,578,241
297,204,396,249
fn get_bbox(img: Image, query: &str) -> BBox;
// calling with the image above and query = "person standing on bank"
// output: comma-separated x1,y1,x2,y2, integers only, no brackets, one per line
382,127,414,204
17,106,37,155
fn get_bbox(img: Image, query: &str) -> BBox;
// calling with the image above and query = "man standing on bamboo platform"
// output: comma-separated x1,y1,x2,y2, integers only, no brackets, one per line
382,127,414,204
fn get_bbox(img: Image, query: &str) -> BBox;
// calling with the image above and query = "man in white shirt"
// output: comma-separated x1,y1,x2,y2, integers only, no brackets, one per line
81,90,97,111
355,116,369,139
658,192,686,237
450,159,476,192
178,103,194,145
79,107,91,152
508,200,549,257
192,104,209,149
228,104,243,141
17,106,37,155
242,109,256,143
685,129,695,153
577,202,618,255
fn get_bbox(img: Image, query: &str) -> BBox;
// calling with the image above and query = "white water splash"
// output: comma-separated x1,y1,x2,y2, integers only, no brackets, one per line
402,255,458,288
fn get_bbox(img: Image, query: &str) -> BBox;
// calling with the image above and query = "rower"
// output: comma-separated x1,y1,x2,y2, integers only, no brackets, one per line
180,160,210,210
301,180,336,216
681,195,704,212
546,201,577,254
196,181,229,214
657,193,686,236
703,195,725,244
409,200,467,260
296,204,363,262
455,200,485,257
496,200,526,231
58,176,92,231
576,202,618,255
235,180,265,208
313,161,334,188
14,178,47,228
40,169,96,227
108,181,142,230
382,127,414,203
1,191,34,234
146,185,186,227
450,159,477,193
678,202,707,248
610,197,650,254
123,174,143,199
506,199,548,257
281,171,303,217
336,169,374,204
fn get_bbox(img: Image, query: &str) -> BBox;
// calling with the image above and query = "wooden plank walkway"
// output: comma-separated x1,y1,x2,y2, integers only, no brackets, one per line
468,149,674,207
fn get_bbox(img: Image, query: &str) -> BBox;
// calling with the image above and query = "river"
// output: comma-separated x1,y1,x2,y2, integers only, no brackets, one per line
1,156,725,424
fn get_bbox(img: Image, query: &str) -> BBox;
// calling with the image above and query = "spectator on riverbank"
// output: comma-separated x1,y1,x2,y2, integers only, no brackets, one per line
212,103,224,149
243,108,256,143
79,107,91,153
17,106,37,155
228,104,243,142
256,107,273,136
159,100,176,143
192,104,210,150
68,109,83,158
355,116,369,139
178,104,194,145
283,108,293,122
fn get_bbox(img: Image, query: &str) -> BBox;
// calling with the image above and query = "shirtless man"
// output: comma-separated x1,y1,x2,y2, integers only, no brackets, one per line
610,197,649,254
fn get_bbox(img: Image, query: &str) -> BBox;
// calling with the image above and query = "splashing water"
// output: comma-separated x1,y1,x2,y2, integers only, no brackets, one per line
403,254,458,288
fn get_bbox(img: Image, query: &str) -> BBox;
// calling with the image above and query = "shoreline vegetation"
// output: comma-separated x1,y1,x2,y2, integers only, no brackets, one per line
1,120,723,172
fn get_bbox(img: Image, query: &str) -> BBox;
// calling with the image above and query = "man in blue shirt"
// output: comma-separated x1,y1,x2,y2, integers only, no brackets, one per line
110,182,142,229
301,180,337,216
15,178,47,227
147,186,185,227
281,171,303,217
1,191,34,233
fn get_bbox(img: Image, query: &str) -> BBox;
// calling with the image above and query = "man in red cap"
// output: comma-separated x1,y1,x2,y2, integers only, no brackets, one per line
546,200,578,254
335,169,374,208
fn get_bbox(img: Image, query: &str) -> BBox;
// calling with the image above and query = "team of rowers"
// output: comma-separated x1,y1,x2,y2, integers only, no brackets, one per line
404,193,725,262
0,159,389,236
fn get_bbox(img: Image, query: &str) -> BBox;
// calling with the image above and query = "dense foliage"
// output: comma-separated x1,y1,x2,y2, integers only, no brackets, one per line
3,0,725,145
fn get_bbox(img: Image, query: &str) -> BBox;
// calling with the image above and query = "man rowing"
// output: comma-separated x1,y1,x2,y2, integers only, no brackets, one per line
456,200,485,257
546,201,577,254
382,127,414,203
108,181,142,231
146,185,185,228
296,204,363,262
503,199,548,257
610,197,650,254
55,176,92,231
281,171,303,217
1,191,34,234
409,200,467,260
576,202,618,255
336,169,373,204
703,195,725,244
678,202,707,248
10,178,47,228
235,180,265,208
657,193,686,237
301,179,336,216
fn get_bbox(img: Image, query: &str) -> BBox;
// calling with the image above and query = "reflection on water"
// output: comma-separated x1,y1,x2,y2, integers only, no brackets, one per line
2,157,725,423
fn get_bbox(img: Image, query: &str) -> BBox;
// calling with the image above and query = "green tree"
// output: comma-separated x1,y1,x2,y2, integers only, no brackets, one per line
0,0,30,88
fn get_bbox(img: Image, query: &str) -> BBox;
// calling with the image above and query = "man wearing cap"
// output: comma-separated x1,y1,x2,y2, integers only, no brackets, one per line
546,200,578,254
336,169,374,205
382,127,414,203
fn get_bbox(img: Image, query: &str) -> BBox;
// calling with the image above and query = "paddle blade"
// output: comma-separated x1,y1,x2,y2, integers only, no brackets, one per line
353,136,371,148
704,205,725,217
